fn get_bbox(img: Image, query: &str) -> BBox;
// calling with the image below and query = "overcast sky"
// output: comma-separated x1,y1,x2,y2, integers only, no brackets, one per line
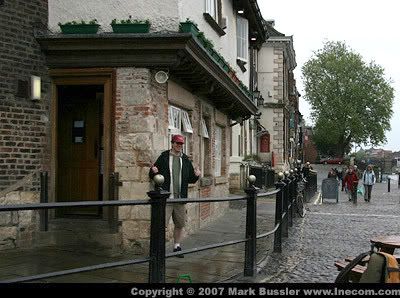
258,0,400,151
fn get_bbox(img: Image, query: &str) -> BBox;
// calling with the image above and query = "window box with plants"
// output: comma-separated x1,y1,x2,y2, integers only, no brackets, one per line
179,18,200,36
58,19,100,34
111,16,150,33
196,32,215,55
228,67,240,84
218,57,230,72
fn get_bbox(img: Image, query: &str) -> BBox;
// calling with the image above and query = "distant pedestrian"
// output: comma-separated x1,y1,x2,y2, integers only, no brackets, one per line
328,168,338,179
344,165,359,203
354,165,362,180
336,168,344,190
362,165,376,202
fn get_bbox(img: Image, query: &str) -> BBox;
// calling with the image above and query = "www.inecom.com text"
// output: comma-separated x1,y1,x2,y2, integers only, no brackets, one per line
131,286,400,297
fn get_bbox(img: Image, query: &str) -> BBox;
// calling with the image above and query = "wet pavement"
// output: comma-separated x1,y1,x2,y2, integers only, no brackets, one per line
1,164,399,283
0,195,277,283
249,166,400,283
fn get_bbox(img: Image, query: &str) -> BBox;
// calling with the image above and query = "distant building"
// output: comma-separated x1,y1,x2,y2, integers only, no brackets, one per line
302,126,318,163
365,148,393,159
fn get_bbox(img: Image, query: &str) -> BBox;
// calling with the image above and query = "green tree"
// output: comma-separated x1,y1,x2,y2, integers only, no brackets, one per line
302,41,394,157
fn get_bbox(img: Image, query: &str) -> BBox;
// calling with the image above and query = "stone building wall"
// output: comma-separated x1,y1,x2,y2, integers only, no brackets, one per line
0,0,50,191
114,68,230,252
0,191,39,250
272,47,285,170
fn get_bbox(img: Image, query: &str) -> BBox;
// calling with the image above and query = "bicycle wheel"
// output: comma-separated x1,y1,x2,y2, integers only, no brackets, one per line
296,194,306,217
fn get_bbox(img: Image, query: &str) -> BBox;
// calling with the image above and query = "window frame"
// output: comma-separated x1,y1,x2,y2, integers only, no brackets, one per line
205,0,218,22
214,126,222,177
201,118,210,139
236,16,249,63
168,105,193,155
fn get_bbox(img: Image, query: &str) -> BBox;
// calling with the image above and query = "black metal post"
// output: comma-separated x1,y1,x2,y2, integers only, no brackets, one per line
108,173,120,233
147,176,170,283
293,174,298,217
274,179,285,253
288,175,294,226
282,176,290,238
40,172,48,232
388,177,391,193
244,182,258,277
398,173,400,189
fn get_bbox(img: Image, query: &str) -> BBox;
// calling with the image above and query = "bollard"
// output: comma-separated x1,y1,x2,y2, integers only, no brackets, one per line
288,170,295,226
293,169,299,216
398,173,400,189
108,172,120,233
282,172,290,238
40,172,48,232
147,174,170,283
274,173,285,253
244,175,258,277
388,177,391,193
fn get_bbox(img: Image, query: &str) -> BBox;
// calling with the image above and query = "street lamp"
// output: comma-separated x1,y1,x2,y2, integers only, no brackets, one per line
253,89,264,106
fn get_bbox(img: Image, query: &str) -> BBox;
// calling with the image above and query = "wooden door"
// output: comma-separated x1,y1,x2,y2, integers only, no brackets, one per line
57,86,101,216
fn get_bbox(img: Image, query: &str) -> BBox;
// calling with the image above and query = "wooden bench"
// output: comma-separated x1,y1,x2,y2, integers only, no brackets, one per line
334,259,367,283
344,255,370,265
335,253,400,283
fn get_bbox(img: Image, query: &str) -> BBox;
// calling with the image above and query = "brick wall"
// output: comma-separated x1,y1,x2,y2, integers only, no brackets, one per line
0,0,50,191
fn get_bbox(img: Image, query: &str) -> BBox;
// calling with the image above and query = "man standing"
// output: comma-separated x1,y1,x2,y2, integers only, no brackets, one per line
362,165,376,202
149,134,201,257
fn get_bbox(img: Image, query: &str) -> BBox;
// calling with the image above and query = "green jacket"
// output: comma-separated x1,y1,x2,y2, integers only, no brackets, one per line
149,150,199,198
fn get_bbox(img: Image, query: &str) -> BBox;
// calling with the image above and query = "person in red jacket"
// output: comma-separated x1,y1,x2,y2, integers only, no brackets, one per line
344,165,359,203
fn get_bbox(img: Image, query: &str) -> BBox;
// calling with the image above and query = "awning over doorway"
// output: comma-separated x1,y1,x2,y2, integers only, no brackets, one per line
36,33,258,120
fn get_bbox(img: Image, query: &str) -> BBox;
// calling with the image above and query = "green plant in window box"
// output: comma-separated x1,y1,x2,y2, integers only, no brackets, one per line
219,57,229,72
212,49,222,62
179,18,200,36
58,19,100,34
111,16,150,33
197,32,214,50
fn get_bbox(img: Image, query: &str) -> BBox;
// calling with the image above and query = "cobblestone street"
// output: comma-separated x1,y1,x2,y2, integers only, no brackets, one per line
256,165,400,283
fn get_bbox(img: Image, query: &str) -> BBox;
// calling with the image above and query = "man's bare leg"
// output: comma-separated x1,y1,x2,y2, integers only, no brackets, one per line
174,227,184,248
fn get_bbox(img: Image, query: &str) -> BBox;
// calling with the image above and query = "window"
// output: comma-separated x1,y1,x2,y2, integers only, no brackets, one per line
259,133,270,153
204,0,225,36
205,0,217,22
236,16,249,62
182,110,193,133
215,126,222,177
168,106,181,131
168,105,193,154
201,118,209,138
201,117,211,177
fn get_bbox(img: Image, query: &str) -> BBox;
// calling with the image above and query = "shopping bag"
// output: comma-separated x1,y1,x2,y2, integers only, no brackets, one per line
357,184,364,196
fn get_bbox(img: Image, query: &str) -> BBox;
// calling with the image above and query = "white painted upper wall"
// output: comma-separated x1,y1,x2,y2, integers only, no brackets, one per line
49,0,179,32
258,46,275,103
49,0,250,86
178,0,248,83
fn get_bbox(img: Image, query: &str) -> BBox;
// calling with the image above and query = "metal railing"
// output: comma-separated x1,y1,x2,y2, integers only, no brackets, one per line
0,170,311,283
249,165,276,189
304,170,318,202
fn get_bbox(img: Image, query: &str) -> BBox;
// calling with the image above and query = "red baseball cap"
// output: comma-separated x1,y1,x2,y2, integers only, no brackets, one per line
171,134,185,144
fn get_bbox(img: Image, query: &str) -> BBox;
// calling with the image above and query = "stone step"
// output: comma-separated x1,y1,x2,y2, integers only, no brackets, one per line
34,219,123,256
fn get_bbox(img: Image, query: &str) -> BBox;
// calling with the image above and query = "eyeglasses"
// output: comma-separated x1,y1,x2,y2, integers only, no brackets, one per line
174,142,184,145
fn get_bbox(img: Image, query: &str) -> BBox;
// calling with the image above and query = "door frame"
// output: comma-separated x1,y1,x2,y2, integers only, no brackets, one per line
50,68,115,220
